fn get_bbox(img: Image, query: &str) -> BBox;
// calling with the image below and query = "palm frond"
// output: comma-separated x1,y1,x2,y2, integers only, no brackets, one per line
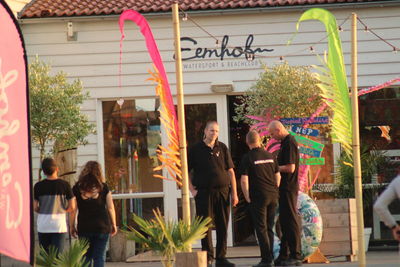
56,239,90,267
36,239,90,267
313,54,352,154
297,8,352,156
176,216,212,252
126,209,212,258
36,246,58,267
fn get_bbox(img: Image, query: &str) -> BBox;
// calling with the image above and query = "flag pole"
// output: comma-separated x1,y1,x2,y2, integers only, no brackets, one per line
351,12,366,267
172,2,191,243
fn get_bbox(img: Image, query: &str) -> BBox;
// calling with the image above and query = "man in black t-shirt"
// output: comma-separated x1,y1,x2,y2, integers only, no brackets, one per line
240,130,281,267
188,121,238,267
268,120,302,266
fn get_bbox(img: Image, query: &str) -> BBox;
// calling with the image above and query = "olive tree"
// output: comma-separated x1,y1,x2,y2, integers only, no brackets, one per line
29,56,95,178
234,63,330,134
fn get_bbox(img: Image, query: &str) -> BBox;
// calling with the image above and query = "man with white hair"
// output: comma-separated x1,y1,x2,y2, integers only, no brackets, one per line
268,120,302,266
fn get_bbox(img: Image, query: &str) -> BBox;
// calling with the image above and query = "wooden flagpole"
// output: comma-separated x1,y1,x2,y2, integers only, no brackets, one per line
351,12,366,267
172,2,192,248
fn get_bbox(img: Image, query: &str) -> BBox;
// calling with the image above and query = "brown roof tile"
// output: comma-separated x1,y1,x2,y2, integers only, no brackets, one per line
20,0,390,19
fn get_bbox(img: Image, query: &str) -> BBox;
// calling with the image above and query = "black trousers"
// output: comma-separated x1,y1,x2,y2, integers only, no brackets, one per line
249,193,278,264
195,187,230,260
278,190,302,260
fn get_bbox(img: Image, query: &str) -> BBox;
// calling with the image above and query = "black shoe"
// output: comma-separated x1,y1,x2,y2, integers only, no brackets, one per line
274,258,286,266
215,258,235,267
281,258,302,266
252,261,274,267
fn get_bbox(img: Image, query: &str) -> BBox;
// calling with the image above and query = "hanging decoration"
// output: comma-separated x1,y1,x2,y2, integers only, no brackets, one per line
119,10,182,185
297,8,353,156
358,77,400,96
0,1,33,264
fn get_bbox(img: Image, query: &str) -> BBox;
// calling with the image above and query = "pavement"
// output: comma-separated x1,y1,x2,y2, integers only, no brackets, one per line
2,247,399,267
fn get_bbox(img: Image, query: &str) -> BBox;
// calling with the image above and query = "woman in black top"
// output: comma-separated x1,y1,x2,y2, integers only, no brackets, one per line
69,161,117,267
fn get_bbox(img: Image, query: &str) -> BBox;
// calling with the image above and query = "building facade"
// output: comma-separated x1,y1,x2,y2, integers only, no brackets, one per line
19,0,400,244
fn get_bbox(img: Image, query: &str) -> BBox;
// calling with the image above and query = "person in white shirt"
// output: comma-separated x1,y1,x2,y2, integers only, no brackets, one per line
373,167,400,241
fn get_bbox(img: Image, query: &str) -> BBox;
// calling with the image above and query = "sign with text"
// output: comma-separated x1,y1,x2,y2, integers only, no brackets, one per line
299,147,322,157
0,1,33,264
183,58,261,71
291,126,319,137
300,157,325,165
289,131,324,151
280,116,329,125
180,34,274,61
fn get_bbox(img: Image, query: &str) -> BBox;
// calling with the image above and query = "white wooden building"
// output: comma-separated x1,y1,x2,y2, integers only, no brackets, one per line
18,0,400,244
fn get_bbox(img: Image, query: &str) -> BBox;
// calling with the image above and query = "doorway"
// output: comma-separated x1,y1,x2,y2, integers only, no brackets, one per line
164,95,233,247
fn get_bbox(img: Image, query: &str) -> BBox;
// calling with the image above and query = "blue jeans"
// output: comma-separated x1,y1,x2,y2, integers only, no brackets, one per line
38,232,66,254
79,232,110,267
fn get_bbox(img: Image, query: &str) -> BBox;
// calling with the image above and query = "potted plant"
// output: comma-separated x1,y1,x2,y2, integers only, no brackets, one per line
35,239,90,267
125,208,212,267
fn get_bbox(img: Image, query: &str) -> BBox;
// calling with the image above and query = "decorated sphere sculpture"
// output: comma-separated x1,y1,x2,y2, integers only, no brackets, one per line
273,191,323,259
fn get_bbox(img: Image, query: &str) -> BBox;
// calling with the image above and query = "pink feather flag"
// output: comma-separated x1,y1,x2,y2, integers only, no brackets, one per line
119,10,182,185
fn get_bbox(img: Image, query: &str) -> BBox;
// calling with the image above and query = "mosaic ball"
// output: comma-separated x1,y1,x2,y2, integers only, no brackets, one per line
273,192,323,259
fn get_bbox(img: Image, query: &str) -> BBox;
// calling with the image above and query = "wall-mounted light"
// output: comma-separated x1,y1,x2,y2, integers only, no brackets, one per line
67,21,77,41
210,82,234,93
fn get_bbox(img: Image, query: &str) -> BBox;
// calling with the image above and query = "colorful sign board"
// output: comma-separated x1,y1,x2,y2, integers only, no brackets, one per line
291,126,319,137
280,116,329,125
300,157,325,165
290,131,324,151
299,147,322,157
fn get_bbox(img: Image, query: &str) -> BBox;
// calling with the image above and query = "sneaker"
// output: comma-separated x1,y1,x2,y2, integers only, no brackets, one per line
215,258,235,267
281,258,303,266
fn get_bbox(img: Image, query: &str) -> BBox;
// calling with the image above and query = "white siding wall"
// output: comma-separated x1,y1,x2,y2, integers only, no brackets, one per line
20,5,400,181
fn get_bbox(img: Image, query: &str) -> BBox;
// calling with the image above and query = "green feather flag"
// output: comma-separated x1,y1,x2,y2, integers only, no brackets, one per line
296,8,353,156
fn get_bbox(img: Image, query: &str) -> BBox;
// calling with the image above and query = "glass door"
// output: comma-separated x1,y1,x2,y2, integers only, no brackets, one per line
101,98,164,227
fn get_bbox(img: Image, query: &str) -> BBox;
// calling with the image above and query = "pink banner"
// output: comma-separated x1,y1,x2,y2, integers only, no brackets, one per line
119,10,179,137
0,2,33,264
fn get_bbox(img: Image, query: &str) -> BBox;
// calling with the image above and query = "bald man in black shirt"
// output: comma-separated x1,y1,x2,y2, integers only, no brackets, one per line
268,120,302,266
240,130,281,267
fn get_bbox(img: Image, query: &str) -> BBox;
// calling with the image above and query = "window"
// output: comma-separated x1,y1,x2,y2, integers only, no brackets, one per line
102,99,163,221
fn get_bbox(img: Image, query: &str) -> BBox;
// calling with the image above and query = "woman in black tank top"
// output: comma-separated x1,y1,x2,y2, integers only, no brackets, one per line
69,161,117,267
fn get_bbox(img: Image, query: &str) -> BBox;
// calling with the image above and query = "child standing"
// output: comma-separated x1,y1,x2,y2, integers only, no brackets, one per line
33,158,75,253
